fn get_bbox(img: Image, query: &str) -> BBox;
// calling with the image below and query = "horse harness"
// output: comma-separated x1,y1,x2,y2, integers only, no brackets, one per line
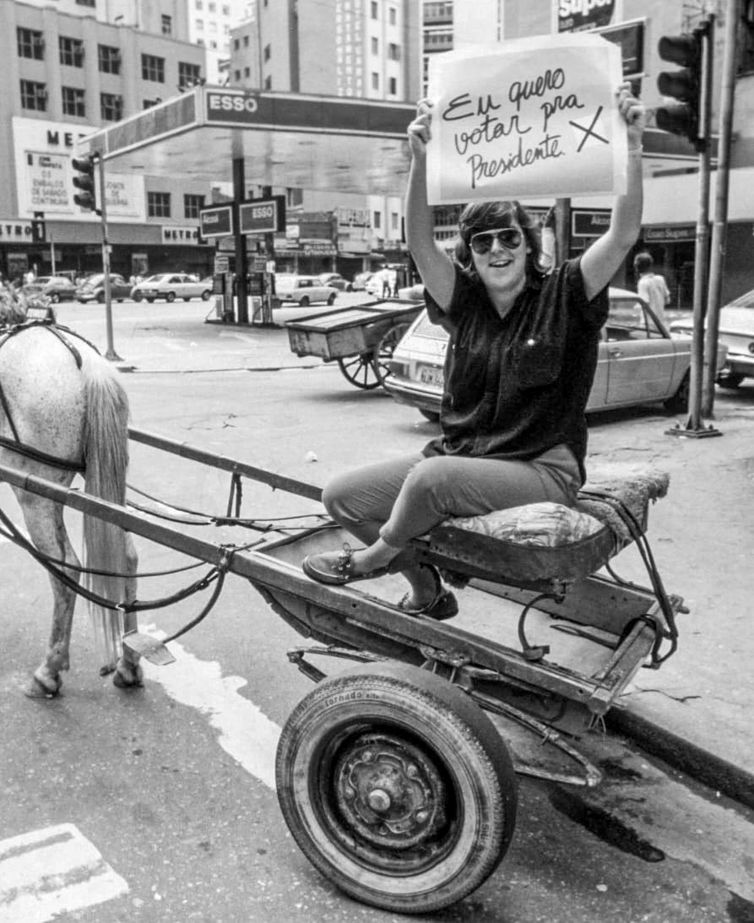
0,319,96,474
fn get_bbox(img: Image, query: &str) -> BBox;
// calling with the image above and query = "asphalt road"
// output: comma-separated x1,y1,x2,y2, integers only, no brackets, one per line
1,298,753,923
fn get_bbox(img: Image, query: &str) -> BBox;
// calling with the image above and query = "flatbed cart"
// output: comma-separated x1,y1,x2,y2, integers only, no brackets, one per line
285,300,423,390
0,428,683,915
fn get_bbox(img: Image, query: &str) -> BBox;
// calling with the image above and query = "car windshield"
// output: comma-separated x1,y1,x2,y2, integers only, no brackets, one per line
413,312,449,340
727,289,754,309
83,275,104,285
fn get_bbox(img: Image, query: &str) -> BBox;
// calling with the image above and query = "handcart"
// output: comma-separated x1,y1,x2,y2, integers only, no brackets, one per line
0,428,684,915
285,300,423,390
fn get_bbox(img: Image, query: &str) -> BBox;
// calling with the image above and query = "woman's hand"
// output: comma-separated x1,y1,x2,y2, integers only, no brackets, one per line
407,99,434,159
616,82,646,150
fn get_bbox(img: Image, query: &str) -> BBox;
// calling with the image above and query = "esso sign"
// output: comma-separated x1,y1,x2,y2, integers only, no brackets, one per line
251,205,274,220
206,92,259,117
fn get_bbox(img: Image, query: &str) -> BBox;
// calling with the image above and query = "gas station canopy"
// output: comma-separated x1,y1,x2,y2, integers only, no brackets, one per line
82,86,416,196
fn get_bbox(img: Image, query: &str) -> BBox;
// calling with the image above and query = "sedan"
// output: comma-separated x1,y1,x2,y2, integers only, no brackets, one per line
132,273,213,303
75,273,132,303
22,275,77,303
274,274,337,306
384,288,728,422
318,272,353,292
670,288,754,388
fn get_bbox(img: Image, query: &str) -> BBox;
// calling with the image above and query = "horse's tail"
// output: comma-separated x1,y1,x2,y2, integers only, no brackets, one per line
80,352,131,670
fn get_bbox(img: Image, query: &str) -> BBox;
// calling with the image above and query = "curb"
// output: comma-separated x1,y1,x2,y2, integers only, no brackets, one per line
114,362,324,375
607,706,754,811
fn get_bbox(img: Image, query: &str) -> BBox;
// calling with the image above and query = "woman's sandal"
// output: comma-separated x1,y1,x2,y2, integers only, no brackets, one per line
303,543,390,586
398,564,459,621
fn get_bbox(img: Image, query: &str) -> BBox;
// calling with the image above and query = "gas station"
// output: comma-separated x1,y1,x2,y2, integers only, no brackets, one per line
80,85,416,326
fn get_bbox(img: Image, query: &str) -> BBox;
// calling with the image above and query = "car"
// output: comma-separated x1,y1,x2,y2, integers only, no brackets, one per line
318,272,353,292
351,271,374,292
21,275,78,303
131,272,213,303
274,274,337,306
670,288,754,388
384,287,729,422
75,273,132,303
396,283,425,303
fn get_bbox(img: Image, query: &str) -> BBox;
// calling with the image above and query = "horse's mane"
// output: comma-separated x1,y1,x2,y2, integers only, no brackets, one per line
0,283,39,325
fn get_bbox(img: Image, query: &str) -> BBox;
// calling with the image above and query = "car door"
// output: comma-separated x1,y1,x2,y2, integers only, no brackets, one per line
602,296,679,407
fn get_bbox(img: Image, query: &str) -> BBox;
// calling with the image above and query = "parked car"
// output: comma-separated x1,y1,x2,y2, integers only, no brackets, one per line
21,275,77,303
384,287,729,421
318,272,353,292
396,283,425,303
351,271,374,292
274,274,337,306
75,273,132,303
132,273,213,303
670,288,754,388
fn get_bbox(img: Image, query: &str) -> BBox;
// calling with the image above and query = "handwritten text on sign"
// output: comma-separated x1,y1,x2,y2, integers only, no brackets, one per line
426,34,626,205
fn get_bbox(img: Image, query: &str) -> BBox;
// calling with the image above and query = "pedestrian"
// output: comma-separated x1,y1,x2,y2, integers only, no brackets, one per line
634,251,671,325
380,264,392,299
302,82,646,617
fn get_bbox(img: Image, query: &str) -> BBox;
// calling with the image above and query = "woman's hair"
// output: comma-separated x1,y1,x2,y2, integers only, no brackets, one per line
454,200,548,285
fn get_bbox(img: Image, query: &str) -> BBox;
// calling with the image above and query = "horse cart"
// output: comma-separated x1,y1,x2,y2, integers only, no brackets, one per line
285,300,423,390
0,423,683,915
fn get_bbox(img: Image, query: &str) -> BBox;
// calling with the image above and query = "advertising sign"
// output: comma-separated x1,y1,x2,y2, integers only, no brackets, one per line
557,0,615,33
425,34,626,205
238,196,286,235
199,205,234,238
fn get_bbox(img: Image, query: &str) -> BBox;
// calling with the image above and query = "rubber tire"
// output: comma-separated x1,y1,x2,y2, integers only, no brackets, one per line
327,291,337,305
146,298,155,303
664,371,689,413
133,292,143,302
717,371,744,390
419,408,441,423
183,297,191,301
201,290,211,301
49,293,60,304
97,292,105,303
166,291,176,303
276,662,517,914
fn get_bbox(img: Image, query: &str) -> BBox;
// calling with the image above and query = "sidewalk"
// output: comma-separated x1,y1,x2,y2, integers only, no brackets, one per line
105,312,754,810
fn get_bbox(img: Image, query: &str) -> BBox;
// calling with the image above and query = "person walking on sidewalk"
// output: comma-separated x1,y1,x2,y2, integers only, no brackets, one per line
634,251,671,325
303,82,647,617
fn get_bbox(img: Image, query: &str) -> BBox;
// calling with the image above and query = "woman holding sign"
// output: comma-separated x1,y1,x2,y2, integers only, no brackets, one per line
303,83,645,618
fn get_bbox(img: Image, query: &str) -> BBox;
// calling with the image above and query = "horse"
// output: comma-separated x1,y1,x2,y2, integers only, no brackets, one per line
0,288,142,697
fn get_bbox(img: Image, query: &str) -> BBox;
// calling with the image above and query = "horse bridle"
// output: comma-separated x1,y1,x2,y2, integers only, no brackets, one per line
0,320,95,473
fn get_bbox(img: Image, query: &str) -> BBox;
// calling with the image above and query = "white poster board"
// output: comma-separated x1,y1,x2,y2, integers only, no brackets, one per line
426,34,627,205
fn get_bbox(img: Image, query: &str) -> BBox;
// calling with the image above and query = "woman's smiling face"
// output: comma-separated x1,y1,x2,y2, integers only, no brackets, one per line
470,222,529,299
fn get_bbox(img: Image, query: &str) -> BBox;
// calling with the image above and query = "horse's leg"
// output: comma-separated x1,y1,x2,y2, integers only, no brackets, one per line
113,533,143,689
16,492,78,698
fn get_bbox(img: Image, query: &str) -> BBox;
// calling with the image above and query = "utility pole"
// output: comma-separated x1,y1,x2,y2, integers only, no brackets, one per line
97,156,122,362
702,0,740,416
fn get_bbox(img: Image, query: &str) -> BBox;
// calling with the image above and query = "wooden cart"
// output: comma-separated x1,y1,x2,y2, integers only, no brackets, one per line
285,300,423,389
0,429,683,916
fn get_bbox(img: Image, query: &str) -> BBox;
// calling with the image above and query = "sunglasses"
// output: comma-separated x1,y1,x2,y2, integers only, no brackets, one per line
469,227,524,255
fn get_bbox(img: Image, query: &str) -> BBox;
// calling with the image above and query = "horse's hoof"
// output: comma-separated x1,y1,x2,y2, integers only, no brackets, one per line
24,674,61,699
113,663,144,689
99,663,116,677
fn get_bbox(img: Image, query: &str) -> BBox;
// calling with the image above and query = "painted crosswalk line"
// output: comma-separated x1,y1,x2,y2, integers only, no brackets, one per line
0,823,128,923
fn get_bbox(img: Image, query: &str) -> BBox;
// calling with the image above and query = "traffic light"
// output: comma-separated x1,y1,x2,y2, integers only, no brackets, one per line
31,211,46,243
655,23,709,150
71,153,99,213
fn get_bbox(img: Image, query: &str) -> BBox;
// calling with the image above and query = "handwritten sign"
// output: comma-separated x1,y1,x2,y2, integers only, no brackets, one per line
426,34,626,205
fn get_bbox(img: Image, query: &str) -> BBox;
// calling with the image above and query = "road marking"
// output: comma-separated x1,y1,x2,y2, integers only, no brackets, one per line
0,823,128,923
142,632,280,790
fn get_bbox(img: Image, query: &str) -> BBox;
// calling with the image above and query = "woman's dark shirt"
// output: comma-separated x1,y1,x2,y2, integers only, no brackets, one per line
422,257,609,484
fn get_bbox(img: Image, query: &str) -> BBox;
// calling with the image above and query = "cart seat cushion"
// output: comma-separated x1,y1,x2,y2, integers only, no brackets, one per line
447,502,604,547
575,467,670,543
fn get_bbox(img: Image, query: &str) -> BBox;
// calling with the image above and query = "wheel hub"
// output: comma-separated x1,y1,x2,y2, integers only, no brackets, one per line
334,732,446,849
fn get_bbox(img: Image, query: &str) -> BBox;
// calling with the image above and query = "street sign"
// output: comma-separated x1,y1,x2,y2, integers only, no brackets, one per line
199,204,234,237
239,196,286,235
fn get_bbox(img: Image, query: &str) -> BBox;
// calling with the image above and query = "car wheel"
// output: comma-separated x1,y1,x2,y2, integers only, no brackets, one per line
326,292,336,305
717,371,744,390
97,292,105,304
133,292,143,302
299,296,310,307
201,290,211,301
49,293,60,304
166,291,176,303
664,371,689,414
146,298,155,303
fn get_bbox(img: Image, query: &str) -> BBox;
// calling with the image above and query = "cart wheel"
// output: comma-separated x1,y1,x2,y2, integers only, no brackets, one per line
337,353,381,389
276,662,517,914
373,322,411,387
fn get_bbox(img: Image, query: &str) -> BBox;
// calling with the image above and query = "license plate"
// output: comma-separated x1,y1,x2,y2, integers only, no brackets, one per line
418,364,444,387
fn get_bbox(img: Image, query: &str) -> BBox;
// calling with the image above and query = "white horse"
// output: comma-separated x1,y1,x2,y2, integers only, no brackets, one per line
0,296,141,696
